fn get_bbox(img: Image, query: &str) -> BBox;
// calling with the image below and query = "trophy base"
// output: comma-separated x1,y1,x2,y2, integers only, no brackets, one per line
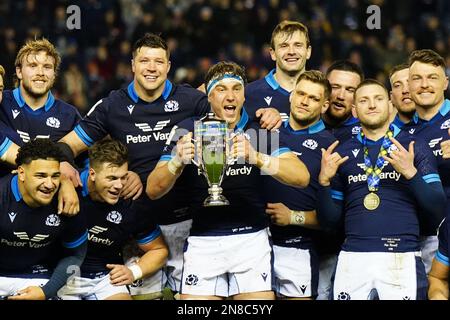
203,195,229,207
203,186,230,207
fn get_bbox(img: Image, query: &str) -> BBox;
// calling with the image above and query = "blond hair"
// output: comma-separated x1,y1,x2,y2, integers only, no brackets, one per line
0,65,5,78
15,38,61,74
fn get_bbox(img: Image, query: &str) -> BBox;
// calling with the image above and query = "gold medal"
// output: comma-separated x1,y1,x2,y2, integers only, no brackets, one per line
363,192,380,211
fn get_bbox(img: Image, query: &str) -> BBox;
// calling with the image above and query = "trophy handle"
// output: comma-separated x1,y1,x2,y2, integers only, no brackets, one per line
226,131,240,166
191,137,201,168
191,137,212,186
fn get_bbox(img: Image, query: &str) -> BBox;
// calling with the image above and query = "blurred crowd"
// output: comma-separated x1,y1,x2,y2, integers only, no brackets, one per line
0,0,449,114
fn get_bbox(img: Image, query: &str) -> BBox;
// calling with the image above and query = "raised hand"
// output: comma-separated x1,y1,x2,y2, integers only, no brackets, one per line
318,141,348,186
383,137,417,179
231,133,257,164
176,132,195,165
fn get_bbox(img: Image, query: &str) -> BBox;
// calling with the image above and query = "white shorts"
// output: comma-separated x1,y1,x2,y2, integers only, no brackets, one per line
272,245,318,298
181,228,272,297
316,254,338,300
0,277,48,297
420,235,438,274
333,251,427,300
124,256,166,296
57,273,129,300
160,219,192,292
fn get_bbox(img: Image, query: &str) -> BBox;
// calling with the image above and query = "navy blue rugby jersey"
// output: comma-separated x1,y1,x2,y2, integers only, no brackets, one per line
245,69,290,123
391,114,409,129
0,128,13,159
160,108,291,236
0,175,87,277
323,116,361,143
404,100,450,198
264,120,336,249
0,89,81,145
330,124,440,252
74,81,209,182
78,170,161,275
435,218,449,268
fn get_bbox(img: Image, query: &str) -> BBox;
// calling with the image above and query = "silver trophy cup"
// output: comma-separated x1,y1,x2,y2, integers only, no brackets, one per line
193,113,230,206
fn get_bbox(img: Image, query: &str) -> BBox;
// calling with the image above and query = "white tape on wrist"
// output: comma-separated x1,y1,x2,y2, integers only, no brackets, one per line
290,210,306,225
128,264,143,281
168,157,183,175
259,153,271,171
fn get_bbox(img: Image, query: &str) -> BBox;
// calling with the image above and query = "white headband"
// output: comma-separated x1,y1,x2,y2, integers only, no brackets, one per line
206,74,244,96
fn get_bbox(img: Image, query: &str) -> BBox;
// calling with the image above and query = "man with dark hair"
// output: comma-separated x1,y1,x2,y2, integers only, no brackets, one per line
404,49,450,283
59,33,210,296
317,79,445,300
147,61,309,300
389,63,416,129
57,139,168,300
315,60,364,300
245,20,312,130
264,70,336,299
323,60,364,142
0,139,87,300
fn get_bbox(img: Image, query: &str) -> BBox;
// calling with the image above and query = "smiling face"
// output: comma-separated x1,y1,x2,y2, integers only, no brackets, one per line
89,162,128,205
16,51,56,99
208,79,245,128
18,159,61,207
409,61,448,111
132,46,171,100
326,70,362,124
353,84,391,130
390,68,416,116
290,79,328,129
270,30,311,76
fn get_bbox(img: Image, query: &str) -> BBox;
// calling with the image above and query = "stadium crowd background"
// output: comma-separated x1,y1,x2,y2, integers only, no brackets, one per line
0,0,449,115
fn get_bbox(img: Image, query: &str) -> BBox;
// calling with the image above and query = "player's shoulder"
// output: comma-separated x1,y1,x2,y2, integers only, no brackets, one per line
172,83,206,99
245,77,268,93
316,129,338,146
106,87,130,102
53,99,81,116
398,130,427,147
176,116,198,131
0,174,13,199
86,88,129,113
1,90,16,106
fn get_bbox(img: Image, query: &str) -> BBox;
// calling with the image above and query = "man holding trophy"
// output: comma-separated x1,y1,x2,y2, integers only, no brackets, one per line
147,61,310,300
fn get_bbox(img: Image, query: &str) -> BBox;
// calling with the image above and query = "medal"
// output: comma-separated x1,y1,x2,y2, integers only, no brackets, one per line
360,125,393,212
363,192,380,210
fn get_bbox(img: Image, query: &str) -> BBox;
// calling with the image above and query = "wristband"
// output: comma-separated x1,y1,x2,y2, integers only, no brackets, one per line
259,153,271,171
128,264,143,281
167,157,183,175
290,210,306,225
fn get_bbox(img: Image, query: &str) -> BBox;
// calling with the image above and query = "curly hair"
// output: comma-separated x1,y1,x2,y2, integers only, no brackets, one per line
16,139,63,166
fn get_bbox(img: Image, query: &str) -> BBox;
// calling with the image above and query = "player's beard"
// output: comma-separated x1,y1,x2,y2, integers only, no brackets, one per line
292,112,320,129
361,114,389,131
325,105,352,125
21,77,54,100
397,109,416,120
